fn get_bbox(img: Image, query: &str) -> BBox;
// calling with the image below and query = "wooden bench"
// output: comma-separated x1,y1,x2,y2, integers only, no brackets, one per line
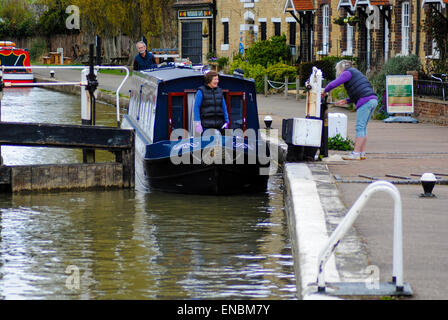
42,56,51,64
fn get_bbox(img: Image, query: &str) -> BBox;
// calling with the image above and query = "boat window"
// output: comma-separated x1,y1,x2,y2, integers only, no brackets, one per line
168,92,187,135
171,96,183,129
225,92,247,130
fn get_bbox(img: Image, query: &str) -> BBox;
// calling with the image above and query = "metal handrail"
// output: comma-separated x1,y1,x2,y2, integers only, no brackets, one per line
316,180,404,293
431,74,446,101
0,65,130,126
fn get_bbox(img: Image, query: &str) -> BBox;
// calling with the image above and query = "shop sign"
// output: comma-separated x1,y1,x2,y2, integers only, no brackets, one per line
178,10,213,19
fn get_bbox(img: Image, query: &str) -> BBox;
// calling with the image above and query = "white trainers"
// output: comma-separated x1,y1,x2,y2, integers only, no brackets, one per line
342,152,361,160
360,152,367,160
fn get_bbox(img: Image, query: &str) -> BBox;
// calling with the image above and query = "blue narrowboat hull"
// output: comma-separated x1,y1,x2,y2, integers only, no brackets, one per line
144,159,269,195
134,135,270,195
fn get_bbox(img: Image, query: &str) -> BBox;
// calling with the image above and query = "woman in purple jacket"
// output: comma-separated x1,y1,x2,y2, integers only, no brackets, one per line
322,60,377,160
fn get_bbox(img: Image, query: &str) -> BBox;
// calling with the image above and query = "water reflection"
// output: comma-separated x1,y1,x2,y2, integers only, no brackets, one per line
0,88,296,299
0,175,295,299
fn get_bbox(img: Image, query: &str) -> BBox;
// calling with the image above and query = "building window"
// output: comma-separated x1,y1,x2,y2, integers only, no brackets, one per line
289,22,296,45
319,5,330,55
260,21,267,40
274,22,281,36
401,2,410,55
223,21,229,44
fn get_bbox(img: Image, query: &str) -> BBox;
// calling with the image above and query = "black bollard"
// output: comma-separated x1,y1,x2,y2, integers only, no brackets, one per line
83,44,99,163
320,96,329,158
87,44,98,125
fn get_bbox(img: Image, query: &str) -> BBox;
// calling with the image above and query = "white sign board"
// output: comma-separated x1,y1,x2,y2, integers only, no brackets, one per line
386,75,414,114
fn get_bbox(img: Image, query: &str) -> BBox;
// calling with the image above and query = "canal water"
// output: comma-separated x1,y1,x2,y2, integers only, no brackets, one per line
0,88,296,299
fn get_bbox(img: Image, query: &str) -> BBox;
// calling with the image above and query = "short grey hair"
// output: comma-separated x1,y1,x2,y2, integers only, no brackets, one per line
335,60,353,77
136,41,146,49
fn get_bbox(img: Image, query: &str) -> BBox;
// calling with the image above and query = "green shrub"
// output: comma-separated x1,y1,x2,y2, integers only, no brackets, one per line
266,62,297,82
230,57,266,93
29,39,47,62
217,57,229,69
328,134,354,151
0,1,37,38
245,35,290,68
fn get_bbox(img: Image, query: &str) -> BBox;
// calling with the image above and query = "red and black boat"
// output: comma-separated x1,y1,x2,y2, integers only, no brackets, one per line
0,41,34,85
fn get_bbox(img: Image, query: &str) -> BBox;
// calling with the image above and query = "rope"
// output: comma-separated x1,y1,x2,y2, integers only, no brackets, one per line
267,80,285,90
266,77,297,90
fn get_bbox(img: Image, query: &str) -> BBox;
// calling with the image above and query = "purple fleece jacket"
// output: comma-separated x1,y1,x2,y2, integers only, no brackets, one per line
324,71,377,109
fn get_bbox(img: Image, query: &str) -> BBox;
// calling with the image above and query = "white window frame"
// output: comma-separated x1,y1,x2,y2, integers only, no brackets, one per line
342,16,353,56
401,2,410,56
319,5,330,55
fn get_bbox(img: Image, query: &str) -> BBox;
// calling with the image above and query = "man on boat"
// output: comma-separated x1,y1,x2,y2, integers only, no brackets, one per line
194,71,230,134
133,41,156,71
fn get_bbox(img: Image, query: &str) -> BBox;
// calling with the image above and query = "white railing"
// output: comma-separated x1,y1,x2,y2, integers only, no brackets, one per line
316,180,404,293
0,65,130,126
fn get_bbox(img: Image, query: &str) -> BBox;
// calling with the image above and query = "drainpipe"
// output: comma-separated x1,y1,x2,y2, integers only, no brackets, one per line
415,0,421,57
213,0,217,54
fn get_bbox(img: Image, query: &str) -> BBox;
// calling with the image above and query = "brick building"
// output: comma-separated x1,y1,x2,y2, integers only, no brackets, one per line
172,0,448,71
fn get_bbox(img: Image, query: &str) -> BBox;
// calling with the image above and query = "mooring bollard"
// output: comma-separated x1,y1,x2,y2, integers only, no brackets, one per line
420,173,437,197
320,97,329,158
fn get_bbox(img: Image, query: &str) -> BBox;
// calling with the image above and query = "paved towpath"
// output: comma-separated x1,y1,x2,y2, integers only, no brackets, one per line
258,93,448,300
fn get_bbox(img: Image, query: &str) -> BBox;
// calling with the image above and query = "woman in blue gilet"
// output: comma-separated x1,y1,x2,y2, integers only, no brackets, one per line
194,71,229,134
322,60,378,160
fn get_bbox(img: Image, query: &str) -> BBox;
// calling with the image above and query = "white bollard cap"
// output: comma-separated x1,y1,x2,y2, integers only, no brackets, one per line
421,173,436,182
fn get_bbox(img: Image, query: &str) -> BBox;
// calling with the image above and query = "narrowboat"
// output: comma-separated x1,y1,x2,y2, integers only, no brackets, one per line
121,66,271,195
0,41,34,84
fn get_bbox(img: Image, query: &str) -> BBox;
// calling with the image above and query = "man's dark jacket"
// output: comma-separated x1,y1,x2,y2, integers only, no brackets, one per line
133,50,156,71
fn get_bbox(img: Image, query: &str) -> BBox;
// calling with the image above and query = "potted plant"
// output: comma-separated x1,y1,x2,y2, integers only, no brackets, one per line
344,16,360,26
333,16,360,26
333,17,345,26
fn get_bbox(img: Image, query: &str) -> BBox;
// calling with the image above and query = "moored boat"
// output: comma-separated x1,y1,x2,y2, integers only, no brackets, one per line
122,66,271,195
0,41,34,85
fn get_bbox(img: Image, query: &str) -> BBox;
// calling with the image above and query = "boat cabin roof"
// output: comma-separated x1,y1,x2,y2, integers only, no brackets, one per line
138,67,205,82
135,66,254,86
